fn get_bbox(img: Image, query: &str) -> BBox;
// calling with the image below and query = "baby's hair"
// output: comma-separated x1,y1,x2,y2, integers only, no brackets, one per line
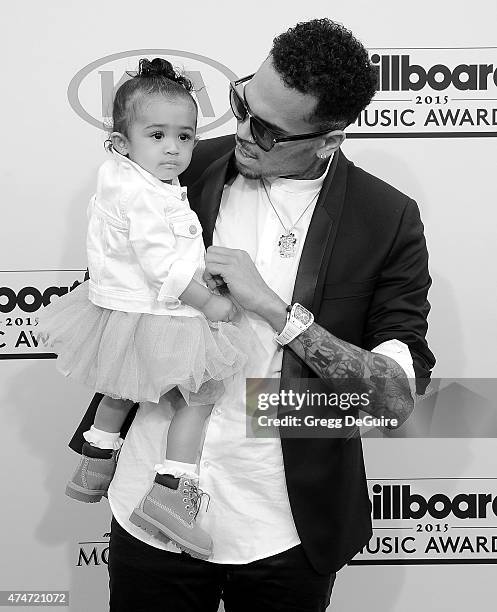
107,58,197,147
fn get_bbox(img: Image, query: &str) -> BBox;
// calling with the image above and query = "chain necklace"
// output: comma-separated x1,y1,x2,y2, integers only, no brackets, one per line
261,179,320,258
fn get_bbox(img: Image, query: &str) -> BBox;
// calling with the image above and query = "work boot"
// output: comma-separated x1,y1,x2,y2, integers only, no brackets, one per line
65,442,118,503
129,474,212,559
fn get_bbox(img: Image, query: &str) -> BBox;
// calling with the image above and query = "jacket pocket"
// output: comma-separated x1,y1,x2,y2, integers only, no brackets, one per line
170,218,202,239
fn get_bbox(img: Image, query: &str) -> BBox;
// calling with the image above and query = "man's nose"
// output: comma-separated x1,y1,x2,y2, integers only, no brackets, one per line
236,116,255,144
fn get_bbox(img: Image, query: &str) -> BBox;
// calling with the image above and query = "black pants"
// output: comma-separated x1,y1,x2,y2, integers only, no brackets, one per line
108,518,335,612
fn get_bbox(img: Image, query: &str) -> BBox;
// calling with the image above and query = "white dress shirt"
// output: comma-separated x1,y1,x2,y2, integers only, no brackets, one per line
108,155,415,563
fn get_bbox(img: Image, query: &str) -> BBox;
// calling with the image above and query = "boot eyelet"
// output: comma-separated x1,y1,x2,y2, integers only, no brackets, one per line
183,498,188,502
185,505,190,509
189,511,194,516
184,480,190,485
182,490,188,494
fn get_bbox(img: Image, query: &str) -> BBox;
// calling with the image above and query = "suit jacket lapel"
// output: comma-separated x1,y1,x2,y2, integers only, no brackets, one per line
188,150,237,248
188,145,349,382
281,149,349,380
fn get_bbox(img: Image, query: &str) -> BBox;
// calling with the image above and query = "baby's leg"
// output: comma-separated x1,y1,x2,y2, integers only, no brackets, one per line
95,396,134,435
84,396,134,450
166,398,213,464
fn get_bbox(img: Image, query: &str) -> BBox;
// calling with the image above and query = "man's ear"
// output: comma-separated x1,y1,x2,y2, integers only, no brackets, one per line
110,132,129,155
316,130,346,159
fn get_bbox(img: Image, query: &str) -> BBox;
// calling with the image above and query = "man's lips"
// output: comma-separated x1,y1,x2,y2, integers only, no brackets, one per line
235,142,258,159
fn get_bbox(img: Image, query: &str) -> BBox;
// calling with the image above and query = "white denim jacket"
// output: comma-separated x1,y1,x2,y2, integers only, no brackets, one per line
87,153,205,317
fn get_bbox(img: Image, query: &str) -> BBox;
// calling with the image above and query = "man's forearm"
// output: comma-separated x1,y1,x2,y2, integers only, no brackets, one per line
289,322,414,426
252,291,413,426
203,247,414,426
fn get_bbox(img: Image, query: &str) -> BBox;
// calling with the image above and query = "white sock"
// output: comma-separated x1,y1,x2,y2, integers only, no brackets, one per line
83,426,123,450
154,459,198,479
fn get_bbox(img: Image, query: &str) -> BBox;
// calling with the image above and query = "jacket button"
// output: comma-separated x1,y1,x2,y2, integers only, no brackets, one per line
189,225,197,235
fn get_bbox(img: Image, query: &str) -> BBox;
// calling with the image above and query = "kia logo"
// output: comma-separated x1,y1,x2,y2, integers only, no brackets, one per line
68,49,239,134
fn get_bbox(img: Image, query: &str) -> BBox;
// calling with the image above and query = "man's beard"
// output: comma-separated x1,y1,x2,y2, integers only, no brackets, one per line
234,157,264,180
234,147,329,180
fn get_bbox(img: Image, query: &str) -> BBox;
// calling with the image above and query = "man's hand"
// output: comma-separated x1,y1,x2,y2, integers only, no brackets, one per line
204,247,268,311
204,247,270,309
204,246,288,331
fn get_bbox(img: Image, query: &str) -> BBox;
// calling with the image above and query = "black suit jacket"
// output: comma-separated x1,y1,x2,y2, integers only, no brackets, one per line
70,135,435,574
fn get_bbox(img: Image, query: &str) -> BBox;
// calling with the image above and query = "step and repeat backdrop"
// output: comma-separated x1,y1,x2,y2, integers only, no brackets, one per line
1,0,496,610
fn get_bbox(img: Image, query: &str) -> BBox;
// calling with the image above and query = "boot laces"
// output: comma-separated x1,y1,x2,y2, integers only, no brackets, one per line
183,480,211,518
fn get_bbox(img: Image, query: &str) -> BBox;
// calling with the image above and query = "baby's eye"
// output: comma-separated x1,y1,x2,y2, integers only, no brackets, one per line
151,131,164,140
179,133,192,142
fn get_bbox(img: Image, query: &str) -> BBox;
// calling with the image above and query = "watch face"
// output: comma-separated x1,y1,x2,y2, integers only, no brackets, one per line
294,304,312,325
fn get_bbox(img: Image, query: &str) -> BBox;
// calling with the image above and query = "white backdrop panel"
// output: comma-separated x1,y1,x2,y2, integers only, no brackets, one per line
1,1,496,610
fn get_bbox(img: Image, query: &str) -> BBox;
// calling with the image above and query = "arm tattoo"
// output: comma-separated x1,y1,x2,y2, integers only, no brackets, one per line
290,323,413,426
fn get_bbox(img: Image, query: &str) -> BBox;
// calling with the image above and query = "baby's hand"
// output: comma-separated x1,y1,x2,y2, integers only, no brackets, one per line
201,294,238,322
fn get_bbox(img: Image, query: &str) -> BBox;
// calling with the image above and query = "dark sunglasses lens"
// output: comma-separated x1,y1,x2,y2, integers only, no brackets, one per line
230,87,246,121
251,118,273,152
229,83,273,151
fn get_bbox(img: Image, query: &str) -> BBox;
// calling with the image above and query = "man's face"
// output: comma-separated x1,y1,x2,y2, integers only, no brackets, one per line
234,59,329,179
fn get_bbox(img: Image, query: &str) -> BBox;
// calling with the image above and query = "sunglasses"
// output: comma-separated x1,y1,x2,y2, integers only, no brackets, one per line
229,74,333,152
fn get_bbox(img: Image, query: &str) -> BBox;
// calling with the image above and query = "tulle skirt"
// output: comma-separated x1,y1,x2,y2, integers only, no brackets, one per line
40,282,253,404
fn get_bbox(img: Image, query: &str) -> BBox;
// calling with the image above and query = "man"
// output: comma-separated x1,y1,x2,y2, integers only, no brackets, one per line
71,18,435,611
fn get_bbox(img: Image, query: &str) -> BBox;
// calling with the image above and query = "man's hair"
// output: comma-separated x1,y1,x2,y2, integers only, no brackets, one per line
271,18,377,129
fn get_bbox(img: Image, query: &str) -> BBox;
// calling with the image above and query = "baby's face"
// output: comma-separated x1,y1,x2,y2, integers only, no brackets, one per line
125,94,197,181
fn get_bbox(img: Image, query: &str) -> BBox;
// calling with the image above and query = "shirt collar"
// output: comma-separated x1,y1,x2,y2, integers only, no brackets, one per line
265,152,335,194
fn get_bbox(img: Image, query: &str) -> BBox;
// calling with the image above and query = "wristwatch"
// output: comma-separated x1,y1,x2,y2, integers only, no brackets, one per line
275,303,314,346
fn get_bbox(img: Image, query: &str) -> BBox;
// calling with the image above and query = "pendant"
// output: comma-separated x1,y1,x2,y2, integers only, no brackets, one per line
278,231,297,258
